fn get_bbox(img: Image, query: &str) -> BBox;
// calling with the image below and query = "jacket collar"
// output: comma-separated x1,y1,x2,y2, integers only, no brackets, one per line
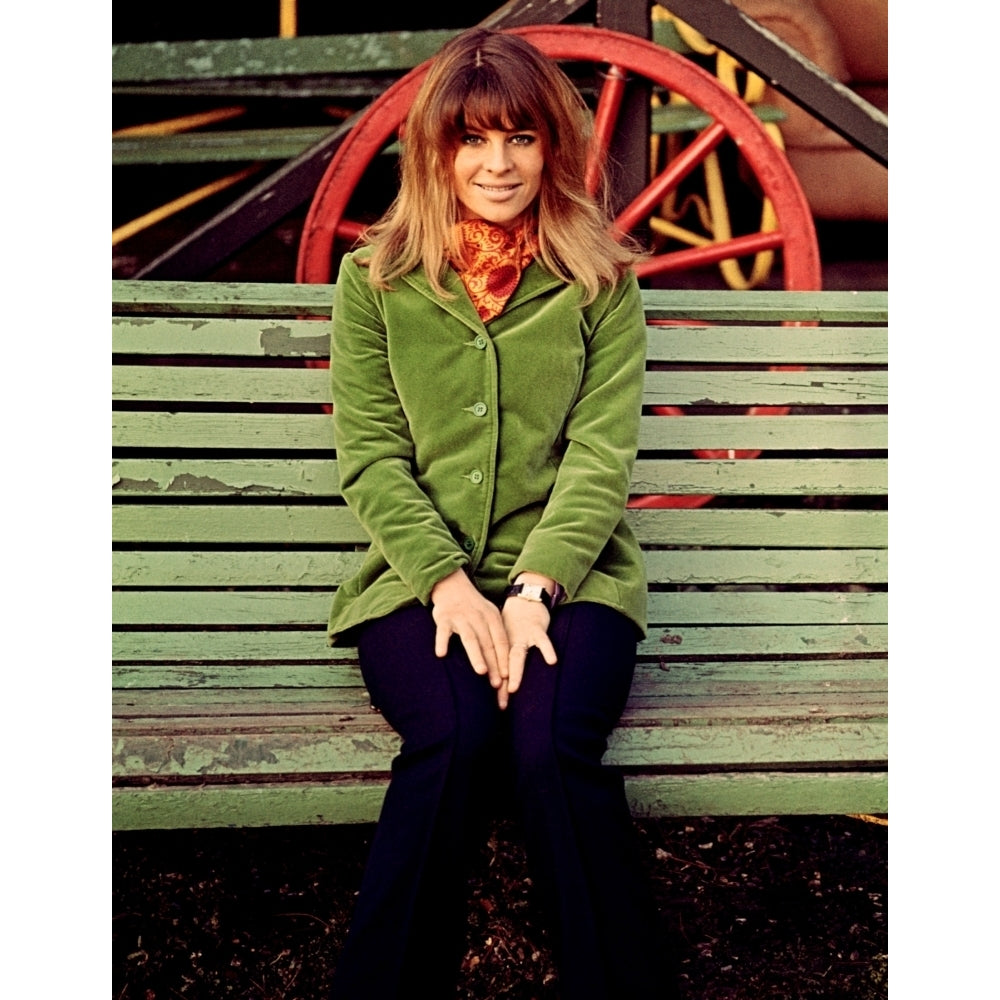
400,260,567,333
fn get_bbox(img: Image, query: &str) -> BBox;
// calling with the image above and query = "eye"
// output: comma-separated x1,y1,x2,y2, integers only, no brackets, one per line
460,133,484,145
509,132,537,146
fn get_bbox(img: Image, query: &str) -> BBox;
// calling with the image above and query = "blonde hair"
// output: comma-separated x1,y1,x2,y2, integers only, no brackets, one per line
362,28,642,304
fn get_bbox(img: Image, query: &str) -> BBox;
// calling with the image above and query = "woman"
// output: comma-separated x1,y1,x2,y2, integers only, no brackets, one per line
327,27,672,999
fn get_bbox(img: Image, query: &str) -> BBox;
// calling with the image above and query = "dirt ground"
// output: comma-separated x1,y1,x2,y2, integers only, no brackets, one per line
113,811,886,999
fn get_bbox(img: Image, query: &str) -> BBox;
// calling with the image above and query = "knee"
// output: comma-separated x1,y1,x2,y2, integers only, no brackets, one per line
512,708,610,792
400,697,499,772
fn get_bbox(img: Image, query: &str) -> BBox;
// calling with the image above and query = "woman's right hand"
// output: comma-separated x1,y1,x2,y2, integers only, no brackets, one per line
430,569,511,697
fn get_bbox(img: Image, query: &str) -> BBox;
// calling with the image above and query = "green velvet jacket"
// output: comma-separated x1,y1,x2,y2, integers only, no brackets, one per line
327,247,648,645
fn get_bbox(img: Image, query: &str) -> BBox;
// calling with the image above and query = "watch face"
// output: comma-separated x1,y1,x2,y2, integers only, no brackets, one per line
520,585,545,602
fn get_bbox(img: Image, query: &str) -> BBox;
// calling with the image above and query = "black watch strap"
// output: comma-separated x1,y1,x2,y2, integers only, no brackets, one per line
504,583,556,609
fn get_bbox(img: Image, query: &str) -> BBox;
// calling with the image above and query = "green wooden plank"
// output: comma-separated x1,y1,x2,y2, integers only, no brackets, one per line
112,655,887,694
112,458,342,497
112,588,887,628
113,363,887,407
644,325,888,364
637,414,887,452
111,282,887,324
113,365,330,404
112,315,886,365
112,410,887,452
112,656,886,698
112,316,330,357
112,30,459,84
111,504,887,547
112,622,885,663
641,289,888,324
112,781,389,829
642,370,887,406
113,665,363,690
624,771,888,818
112,456,886,498
650,102,786,133
110,769,889,830
112,550,365,587
112,716,885,781
112,411,332,450
112,547,886,588
607,722,887,767
113,127,341,166
111,280,337,316
644,548,888,584
630,458,887,495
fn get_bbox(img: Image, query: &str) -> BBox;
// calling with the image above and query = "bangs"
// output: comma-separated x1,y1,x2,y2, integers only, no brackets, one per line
437,69,543,142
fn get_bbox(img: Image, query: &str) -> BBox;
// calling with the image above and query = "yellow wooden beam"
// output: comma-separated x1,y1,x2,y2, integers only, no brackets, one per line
112,165,263,246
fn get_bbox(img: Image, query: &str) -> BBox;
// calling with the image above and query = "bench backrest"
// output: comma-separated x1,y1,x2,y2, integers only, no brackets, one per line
112,280,887,826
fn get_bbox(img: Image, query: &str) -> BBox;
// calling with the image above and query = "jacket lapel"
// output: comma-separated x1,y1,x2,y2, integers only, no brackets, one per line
400,260,567,333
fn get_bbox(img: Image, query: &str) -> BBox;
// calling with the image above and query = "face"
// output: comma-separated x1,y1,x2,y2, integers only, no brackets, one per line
452,128,544,228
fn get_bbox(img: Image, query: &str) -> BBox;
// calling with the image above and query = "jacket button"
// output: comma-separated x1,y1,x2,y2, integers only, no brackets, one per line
474,336,488,350
471,402,488,417
468,469,484,484
462,537,476,552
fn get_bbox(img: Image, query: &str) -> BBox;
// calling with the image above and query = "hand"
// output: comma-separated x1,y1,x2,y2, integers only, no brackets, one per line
501,593,558,710
430,570,511,693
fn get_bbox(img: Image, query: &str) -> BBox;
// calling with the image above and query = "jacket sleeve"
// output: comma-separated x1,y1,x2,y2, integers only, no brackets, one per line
511,271,646,597
330,257,469,603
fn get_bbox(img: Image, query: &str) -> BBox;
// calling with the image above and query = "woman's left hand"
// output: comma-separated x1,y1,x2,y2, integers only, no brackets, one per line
500,596,558,709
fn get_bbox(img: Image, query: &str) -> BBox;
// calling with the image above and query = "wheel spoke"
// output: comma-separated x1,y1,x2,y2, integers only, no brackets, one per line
613,121,727,236
585,64,628,196
633,228,785,279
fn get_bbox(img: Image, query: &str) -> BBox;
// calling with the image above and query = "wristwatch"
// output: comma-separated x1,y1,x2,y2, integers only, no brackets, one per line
504,582,559,610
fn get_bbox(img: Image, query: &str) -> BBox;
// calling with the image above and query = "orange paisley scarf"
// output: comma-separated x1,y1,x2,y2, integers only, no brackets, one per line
451,219,539,322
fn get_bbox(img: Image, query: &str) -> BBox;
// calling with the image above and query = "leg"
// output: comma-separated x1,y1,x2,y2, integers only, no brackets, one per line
508,602,674,1000
330,604,502,1000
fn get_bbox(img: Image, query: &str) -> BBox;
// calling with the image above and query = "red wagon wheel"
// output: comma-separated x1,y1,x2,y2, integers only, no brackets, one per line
297,25,821,508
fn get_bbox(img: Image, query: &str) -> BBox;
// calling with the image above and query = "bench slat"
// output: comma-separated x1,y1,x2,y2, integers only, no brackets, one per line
112,411,888,451
112,658,887,698
113,315,887,364
112,504,887,548
113,547,887,587
112,589,887,627
113,364,888,407
112,282,888,323
112,623,886,663
113,716,885,777
111,771,888,829
113,456,887,497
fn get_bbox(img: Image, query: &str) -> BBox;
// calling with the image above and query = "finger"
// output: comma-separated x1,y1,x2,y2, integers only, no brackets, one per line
537,635,558,667
506,642,529,694
434,621,452,659
496,677,510,711
461,634,490,677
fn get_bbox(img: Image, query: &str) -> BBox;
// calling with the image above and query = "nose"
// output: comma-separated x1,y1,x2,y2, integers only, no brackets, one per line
484,137,512,172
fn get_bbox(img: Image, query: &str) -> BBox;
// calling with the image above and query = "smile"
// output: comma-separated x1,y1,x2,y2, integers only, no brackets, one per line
476,183,520,192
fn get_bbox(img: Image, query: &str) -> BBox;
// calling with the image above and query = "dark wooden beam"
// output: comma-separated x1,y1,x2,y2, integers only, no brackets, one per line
663,0,887,165
595,0,651,219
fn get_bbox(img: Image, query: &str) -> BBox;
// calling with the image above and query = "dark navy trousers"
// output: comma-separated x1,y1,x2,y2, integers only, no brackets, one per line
329,601,671,999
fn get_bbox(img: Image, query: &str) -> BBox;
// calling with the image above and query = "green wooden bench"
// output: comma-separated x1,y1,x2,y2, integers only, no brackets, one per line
112,280,888,831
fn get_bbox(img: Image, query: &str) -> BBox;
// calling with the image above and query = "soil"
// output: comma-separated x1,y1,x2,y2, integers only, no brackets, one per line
112,812,886,999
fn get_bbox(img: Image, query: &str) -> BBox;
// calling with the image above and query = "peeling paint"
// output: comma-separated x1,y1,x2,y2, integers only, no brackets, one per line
260,325,328,357
113,477,159,492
